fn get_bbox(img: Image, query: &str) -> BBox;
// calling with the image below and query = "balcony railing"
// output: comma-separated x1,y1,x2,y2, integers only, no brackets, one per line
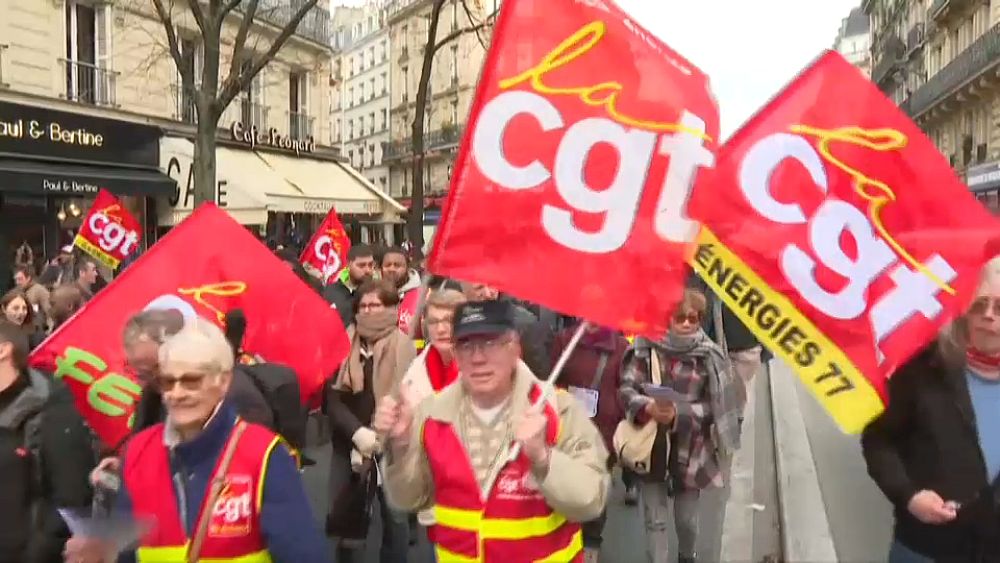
908,23,1000,117
289,111,315,140
872,34,905,87
906,23,925,56
223,97,269,131
383,127,460,160
62,58,118,106
249,0,331,45
929,0,973,21
174,85,197,124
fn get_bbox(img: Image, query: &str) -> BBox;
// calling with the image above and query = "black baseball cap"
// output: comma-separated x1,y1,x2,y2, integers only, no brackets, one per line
452,300,517,340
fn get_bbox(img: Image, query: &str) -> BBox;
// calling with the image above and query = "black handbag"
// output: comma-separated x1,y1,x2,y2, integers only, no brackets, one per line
325,458,378,541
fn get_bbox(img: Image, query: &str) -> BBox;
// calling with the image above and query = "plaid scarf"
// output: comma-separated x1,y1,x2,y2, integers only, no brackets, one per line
656,329,742,457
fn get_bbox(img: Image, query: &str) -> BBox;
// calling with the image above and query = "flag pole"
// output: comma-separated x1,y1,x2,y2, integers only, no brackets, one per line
479,319,589,498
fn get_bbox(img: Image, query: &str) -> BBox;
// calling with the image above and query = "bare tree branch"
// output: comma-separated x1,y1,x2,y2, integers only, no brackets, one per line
151,0,189,81
183,0,209,34
226,0,260,91
220,0,245,18
216,0,320,111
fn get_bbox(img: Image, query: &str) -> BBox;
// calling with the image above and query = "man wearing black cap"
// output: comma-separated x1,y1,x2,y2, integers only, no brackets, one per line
375,300,610,562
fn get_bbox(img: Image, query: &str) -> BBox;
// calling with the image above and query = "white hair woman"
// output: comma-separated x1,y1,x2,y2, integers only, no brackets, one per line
863,257,1000,563
65,318,327,563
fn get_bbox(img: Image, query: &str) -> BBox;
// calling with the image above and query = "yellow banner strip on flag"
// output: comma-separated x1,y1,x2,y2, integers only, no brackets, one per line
73,235,121,270
690,227,884,434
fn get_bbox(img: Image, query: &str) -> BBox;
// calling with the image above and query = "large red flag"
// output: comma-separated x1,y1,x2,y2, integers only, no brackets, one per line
30,204,350,447
689,51,1000,432
427,0,720,337
300,207,351,284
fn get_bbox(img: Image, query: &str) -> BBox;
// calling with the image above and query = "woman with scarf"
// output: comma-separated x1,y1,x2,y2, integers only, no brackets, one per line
397,288,465,557
619,288,743,563
326,279,417,563
862,257,1000,563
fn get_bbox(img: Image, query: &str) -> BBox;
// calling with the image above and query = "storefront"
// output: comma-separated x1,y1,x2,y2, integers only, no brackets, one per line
969,160,1000,213
0,101,172,276
159,123,404,246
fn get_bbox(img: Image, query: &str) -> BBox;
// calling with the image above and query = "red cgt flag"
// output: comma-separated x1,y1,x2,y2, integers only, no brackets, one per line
688,51,1000,433
300,207,352,284
427,0,720,337
73,189,142,269
31,204,351,448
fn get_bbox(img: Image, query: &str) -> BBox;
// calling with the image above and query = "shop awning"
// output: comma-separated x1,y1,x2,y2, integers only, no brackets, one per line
0,156,174,197
256,151,405,215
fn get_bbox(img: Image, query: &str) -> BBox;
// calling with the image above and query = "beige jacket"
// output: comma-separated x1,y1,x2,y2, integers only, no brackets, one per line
384,362,610,524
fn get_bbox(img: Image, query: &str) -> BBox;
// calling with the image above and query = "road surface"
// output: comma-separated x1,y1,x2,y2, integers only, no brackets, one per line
793,366,894,562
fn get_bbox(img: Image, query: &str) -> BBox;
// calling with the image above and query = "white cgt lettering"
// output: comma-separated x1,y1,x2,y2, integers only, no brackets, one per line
313,235,342,276
740,132,957,351
89,213,140,255
471,90,712,253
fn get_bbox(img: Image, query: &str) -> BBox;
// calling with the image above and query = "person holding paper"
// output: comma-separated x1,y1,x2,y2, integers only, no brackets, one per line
375,299,610,562
619,289,743,563
64,318,326,563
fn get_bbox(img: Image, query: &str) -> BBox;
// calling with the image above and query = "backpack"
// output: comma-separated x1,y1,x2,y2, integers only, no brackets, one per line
236,359,308,452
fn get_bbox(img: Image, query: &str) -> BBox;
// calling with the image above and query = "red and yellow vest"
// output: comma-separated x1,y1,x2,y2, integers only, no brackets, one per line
123,419,282,563
423,385,583,562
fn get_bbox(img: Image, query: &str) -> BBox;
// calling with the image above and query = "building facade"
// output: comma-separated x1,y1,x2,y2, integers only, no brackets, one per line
835,6,873,76
383,0,498,222
331,2,393,195
0,0,402,267
865,0,1000,210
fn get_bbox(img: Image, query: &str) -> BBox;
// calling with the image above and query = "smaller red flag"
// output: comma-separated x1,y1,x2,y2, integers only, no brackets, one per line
73,189,142,269
300,208,352,284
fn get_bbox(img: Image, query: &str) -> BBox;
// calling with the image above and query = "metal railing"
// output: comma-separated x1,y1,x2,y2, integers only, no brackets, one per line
383,127,460,160
906,23,925,56
62,58,118,106
908,23,1000,117
249,0,331,45
289,111,315,140
872,34,904,87
174,84,197,124
223,97,269,131
0,44,8,88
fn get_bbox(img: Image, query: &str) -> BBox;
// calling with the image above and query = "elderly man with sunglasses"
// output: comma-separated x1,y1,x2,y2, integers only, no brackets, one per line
375,300,610,562
64,318,326,563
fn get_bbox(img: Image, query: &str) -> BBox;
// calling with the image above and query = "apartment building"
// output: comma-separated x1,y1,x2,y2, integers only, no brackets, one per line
865,0,1000,210
835,6,873,76
384,0,499,212
0,0,402,265
331,2,393,194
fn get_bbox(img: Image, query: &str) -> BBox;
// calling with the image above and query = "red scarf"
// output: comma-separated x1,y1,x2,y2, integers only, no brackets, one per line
968,347,1000,368
426,346,459,392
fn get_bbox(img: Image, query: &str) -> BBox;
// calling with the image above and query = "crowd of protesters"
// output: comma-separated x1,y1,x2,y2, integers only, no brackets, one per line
21,236,1000,563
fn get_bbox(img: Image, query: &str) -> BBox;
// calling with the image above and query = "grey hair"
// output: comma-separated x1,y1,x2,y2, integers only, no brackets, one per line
122,309,185,349
158,317,234,376
426,288,466,311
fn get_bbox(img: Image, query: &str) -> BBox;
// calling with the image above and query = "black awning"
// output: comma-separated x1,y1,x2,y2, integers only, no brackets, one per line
0,157,175,197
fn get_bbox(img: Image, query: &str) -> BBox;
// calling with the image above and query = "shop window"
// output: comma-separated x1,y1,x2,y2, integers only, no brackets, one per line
401,65,408,102
65,0,114,106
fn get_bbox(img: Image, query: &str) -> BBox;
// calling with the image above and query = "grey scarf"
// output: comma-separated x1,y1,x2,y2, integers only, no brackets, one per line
656,328,742,457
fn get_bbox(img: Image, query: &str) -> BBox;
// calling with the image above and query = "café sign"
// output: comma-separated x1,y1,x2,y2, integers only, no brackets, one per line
230,122,316,156
0,101,160,167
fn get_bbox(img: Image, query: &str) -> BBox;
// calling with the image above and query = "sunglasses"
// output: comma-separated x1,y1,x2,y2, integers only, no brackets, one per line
672,312,701,325
969,297,1000,318
153,373,207,393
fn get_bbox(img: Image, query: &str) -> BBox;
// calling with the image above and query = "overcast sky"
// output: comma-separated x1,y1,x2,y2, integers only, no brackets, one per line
334,0,863,138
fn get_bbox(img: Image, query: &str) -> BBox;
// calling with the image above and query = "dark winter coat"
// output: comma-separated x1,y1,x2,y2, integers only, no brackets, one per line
323,279,357,328
862,345,1000,562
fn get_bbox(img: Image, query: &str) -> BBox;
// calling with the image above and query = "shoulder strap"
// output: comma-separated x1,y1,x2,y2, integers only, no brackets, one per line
590,352,610,389
188,421,249,563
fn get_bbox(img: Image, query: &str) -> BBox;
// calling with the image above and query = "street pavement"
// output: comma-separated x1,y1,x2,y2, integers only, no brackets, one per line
794,375,894,562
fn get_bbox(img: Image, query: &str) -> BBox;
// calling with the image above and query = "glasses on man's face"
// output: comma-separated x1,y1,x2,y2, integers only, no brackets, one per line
969,297,1000,318
153,373,207,393
426,315,453,328
359,302,385,312
673,312,701,326
455,335,510,357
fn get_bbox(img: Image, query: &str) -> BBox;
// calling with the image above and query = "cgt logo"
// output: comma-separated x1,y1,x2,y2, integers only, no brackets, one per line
313,228,346,278
209,475,253,537
89,205,140,256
